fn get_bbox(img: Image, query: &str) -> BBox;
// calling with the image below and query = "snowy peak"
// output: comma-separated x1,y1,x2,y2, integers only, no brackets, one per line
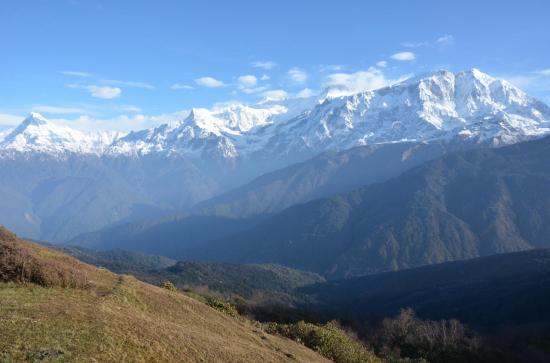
270,69,550,153
183,103,287,134
22,112,48,126
0,113,119,154
409,68,531,115
0,69,549,159
110,102,294,158
6,113,49,139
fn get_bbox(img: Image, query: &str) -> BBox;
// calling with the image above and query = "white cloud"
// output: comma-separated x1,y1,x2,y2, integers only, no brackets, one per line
323,67,409,95
251,61,277,70
503,69,550,99
318,64,345,72
241,86,268,94
287,67,308,84
237,75,258,87
436,34,455,45
504,73,550,92
171,83,194,90
195,76,225,88
260,74,270,81
68,84,122,99
87,85,122,99
0,109,193,133
296,88,314,98
403,34,455,48
402,41,427,48
261,89,288,101
32,105,85,114
60,70,93,78
0,113,23,126
212,101,244,109
391,52,416,61
118,105,142,113
47,110,190,133
101,79,155,90
54,114,150,132
376,61,387,68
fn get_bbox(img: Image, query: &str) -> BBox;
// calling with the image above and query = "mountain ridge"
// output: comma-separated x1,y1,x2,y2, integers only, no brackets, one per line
2,69,549,160
2,68,550,242
177,135,550,278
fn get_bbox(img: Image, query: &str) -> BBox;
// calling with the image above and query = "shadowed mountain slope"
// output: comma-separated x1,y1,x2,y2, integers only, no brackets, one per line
301,248,550,329
200,135,550,278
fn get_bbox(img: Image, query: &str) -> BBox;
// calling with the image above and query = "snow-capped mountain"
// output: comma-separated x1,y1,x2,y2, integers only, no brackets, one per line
108,99,316,158
0,112,121,155
2,69,548,160
108,104,287,158
1,68,549,243
103,69,550,161
258,69,550,158
0,128,11,143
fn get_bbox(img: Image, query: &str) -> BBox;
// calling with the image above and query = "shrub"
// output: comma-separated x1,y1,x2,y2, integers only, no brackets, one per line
264,320,380,363
160,280,177,291
0,227,89,288
372,308,481,361
204,296,240,318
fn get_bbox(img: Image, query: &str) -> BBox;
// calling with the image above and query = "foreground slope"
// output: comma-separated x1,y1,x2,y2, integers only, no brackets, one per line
0,227,328,362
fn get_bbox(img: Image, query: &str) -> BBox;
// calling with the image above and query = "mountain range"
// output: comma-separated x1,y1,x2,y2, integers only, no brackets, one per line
3,69,549,158
1,69,549,242
201,134,550,278
76,133,550,279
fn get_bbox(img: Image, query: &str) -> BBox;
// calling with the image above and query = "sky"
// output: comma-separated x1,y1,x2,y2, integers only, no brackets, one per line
0,0,549,132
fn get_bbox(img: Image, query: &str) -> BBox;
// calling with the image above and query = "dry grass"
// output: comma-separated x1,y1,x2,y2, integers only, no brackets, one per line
0,226,328,362
0,227,89,288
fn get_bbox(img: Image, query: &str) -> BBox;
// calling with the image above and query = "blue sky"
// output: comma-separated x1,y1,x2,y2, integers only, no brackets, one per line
1,0,549,131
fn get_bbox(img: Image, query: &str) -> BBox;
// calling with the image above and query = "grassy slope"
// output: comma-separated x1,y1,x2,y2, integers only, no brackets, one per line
0,228,328,363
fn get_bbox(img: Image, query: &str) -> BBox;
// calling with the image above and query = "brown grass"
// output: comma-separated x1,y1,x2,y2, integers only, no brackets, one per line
0,226,89,288
0,226,329,362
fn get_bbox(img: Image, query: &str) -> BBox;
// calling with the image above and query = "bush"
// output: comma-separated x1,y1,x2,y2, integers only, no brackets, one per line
160,280,177,291
264,320,380,363
372,308,481,361
204,296,240,318
0,227,89,288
